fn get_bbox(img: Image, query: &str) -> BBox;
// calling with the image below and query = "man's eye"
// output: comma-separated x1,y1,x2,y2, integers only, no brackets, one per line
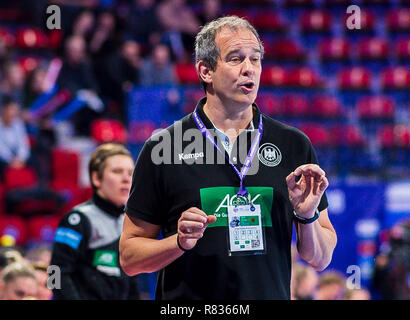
230,57,240,62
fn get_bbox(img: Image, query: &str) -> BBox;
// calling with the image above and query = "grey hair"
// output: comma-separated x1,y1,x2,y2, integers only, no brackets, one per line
194,15,264,92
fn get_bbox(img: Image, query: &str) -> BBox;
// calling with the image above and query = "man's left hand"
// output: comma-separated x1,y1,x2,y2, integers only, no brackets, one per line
286,164,329,219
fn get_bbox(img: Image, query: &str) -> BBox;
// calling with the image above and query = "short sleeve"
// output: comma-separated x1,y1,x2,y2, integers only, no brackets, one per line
125,141,166,225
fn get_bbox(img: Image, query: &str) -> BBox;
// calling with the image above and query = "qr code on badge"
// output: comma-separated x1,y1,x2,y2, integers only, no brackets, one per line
251,239,260,248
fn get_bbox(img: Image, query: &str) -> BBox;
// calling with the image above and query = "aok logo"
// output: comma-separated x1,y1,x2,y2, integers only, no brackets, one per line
214,193,261,214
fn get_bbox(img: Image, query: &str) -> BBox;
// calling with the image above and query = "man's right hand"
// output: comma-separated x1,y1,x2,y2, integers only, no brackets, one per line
177,207,217,251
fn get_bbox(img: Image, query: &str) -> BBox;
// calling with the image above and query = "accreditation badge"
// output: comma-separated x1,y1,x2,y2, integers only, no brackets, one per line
227,204,266,256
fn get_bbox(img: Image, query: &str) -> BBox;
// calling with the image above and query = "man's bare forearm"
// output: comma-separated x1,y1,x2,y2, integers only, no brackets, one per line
120,234,184,276
296,218,337,271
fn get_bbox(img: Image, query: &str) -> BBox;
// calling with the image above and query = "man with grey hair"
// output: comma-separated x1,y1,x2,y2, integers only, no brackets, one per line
121,16,337,299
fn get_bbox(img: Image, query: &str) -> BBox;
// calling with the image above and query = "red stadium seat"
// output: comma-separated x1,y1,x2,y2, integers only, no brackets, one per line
253,11,287,32
378,125,410,148
3,167,37,190
260,66,288,87
0,215,28,246
47,29,63,50
50,148,80,190
263,38,305,61
356,95,396,119
395,125,410,148
311,94,343,118
282,94,309,117
0,183,5,214
396,38,410,61
298,123,333,147
338,67,372,90
18,56,43,75
377,125,394,148
286,67,323,88
255,93,282,116
16,27,48,49
27,215,60,244
175,63,198,85
332,124,366,147
358,38,389,61
380,66,410,90
300,10,332,33
319,38,351,61
90,119,127,144
0,27,15,46
386,9,410,33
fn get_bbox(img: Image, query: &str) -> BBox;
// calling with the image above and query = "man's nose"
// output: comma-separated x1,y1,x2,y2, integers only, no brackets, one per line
241,57,255,76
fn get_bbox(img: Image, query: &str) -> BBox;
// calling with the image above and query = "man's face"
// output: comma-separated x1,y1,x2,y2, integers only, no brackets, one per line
3,277,38,300
209,27,262,109
93,155,134,207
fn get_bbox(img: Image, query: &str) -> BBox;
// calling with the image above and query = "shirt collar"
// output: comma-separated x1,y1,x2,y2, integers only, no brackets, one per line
194,97,261,131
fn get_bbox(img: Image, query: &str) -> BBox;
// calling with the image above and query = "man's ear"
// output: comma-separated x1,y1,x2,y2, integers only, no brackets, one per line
91,171,101,189
196,60,213,85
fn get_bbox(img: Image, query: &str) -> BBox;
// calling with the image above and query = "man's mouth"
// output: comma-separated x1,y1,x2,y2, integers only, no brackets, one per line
239,81,255,92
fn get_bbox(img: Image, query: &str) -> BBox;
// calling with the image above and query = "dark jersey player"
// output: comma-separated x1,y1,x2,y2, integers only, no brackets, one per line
50,143,140,299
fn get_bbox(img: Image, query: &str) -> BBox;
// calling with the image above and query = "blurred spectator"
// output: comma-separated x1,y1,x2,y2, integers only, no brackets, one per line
127,0,162,46
58,35,99,94
89,10,119,60
97,39,142,121
0,96,30,179
372,218,410,300
0,262,38,300
157,0,200,60
291,263,319,300
23,67,47,109
344,288,371,300
31,261,52,300
0,62,26,106
197,0,222,26
58,35,101,136
50,143,140,300
70,10,95,41
23,67,58,185
315,270,346,300
0,38,11,67
140,43,177,86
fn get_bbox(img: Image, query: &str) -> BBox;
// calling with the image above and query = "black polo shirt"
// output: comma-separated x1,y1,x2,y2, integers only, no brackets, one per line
126,97,328,300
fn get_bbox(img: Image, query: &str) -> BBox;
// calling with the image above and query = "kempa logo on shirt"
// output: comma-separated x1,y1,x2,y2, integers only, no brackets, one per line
258,143,282,167
178,152,204,162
